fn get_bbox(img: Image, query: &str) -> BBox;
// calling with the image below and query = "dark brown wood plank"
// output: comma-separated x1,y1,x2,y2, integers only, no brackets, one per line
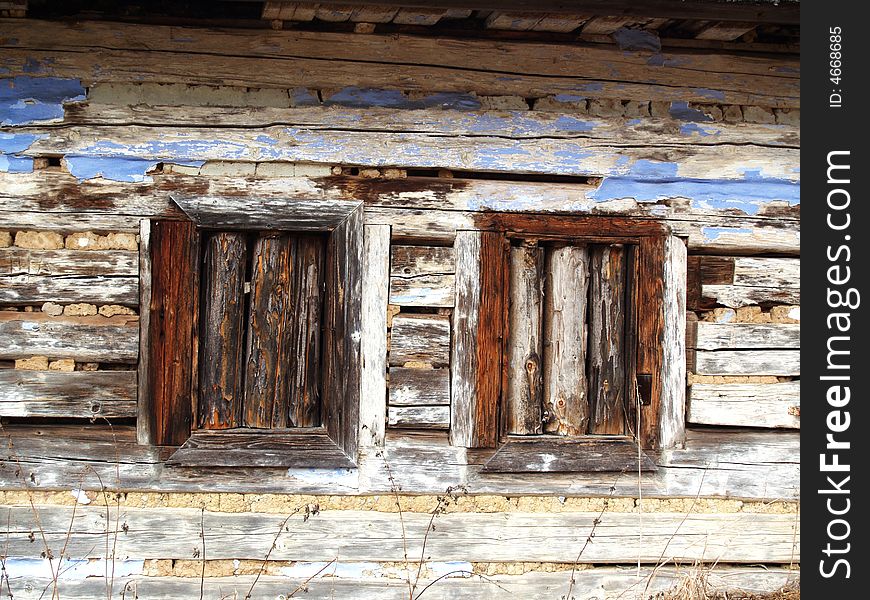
198,232,248,430
288,235,326,428
505,242,544,435
636,236,666,449
587,244,628,435
481,437,657,473
149,220,199,446
388,367,450,406
686,255,702,311
699,256,736,285
321,206,363,459
244,234,293,429
0,370,137,419
542,245,590,436
166,429,356,468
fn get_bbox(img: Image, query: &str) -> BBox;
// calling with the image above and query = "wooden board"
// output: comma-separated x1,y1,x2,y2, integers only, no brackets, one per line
390,245,455,277
482,437,656,472
0,312,139,362
0,248,138,276
505,243,544,435
137,219,153,444
0,370,137,419
657,236,687,450
0,274,138,306
689,382,800,429
389,273,454,307
166,429,355,468
695,350,800,376
387,405,450,429
695,323,800,350
198,232,247,430
542,245,589,436
701,284,800,308
389,314,450,367
732,257,800,287
388,367,450,406
3,20,800,107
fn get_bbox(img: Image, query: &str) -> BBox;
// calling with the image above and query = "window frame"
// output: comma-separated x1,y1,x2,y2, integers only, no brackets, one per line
137,195,364,468
450,214,686,472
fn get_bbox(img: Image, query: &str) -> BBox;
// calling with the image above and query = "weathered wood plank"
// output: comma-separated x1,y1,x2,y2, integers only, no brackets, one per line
695,350,800,376
166,429,355,468
2,20,799,107
389,273,455,307
390,245,454,276
198,232,247,430
587,245,627,435
2,504,799,563
0,370,137,419
450,231,505,448
0,312,138,362
148,220,198,446
505,243,544,436
359,224,390,447
0,275,138,305
696,21,758,41
732,257,800,287
389,314,450,367
137,219,152,444
702,284,800,308
388,367,450,406
635,236,666,449
482,438,656,473
658,235,687,449
0,248,138,276
322,206,364,458
387,405,450,429
689,382,800,429
695,323,800,350
542,245,589,436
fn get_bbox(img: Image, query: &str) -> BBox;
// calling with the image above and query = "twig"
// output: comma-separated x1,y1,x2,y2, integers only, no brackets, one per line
376,448,411,599
199,506,206,600
245,507,303,600
414,569,510,599
285,558,337,598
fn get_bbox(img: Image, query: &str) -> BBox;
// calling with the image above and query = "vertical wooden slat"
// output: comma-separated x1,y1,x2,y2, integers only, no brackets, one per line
359,224,391,448
137,219,152,445
622,245,640,438
505,242,544,435
587,244,627,435
244,234,293,429
542,245,590,436
636,235,666,448
148,220,198,446
450,230,505,448
658,235,687,449
287,235,325,428
322,205,364,459
198,232,247,429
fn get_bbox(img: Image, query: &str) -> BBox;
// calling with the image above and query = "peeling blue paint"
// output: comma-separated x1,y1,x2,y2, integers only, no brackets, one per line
552,115,595,133
692,88,727,101
323,86,480,110
577,83,604,92
1,76,86,125
0,154,34,173
680,122,720,137
668,101,713,122
646,54,686,67
65,156,205,182
289,87,320,107
612,27,661,52
553,94,586,103
702,227,753,241
627,118,642,126
0,132,44,173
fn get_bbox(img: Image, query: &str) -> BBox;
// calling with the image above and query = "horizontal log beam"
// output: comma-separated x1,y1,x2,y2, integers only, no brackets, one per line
694,323,800,350
0,275,138,305
0,312,139,362
0,370,137,419
688,382,800,429
695,350,799,376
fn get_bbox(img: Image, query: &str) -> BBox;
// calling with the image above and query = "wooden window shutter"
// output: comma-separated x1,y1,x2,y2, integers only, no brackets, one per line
148,220,200,446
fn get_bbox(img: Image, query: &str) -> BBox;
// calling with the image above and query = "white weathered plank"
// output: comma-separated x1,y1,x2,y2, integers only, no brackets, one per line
137,219,152,444
389,314,450,367
390,245,455,277
450,231,482,448
0,249,138,276
732,257,800,287
389,273,455,307
0,312,139,362
695,323,800,350
695,350,799,376
359,224,390,447
0,275,138,305
701,284,800,308
0,370,137,419
387,405,450,429
388,367,450,406
3,504,799,563
659,236,687,449
689,382,800,429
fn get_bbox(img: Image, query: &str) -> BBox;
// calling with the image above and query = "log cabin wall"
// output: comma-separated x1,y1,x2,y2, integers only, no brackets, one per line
0,4,799,597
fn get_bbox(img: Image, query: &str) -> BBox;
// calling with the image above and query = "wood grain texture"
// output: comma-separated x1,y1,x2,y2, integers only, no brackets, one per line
198,232,247,430
0,370,137,419
586,244,627,435
390,246,455,277
701,284,800,308
0,312,138,362
387,405,450,429
658,235,687,450
0,275,137,306
166,429,355,468
695,350,800,376
2,20,800,107
389,314,450,367
0,249,138,276
695,323,800,350
505,243,544,435
689,382,800,429
732,257,800,288
482,437,656,473
635,236,666,449
137,219,153,444
388,367,450,406
148,220,198,446
321,206,363,459
450,231,506,448
542,245,589,436
359,224,390,447
389,273,454,307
